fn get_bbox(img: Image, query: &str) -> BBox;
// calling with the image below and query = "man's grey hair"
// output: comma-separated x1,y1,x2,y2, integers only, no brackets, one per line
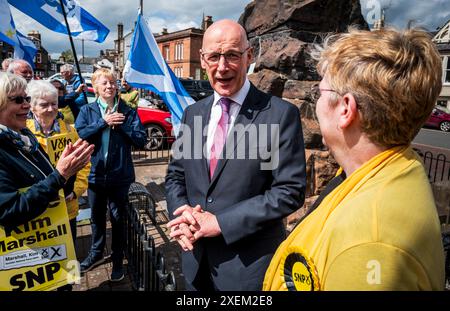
60,63,74,73
1,58,13,71
6,59,33,75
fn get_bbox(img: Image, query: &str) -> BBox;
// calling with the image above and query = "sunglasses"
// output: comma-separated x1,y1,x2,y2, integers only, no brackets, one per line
8,96,31,104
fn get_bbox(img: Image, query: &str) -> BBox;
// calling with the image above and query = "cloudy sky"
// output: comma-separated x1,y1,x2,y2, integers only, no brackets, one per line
9,0,450,59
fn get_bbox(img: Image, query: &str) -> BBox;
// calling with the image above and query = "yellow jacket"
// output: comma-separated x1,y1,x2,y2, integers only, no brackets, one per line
120,89,139,109
26,118,90,220
264,146,445,291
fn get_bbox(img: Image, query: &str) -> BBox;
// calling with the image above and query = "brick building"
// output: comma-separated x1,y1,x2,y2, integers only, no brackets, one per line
114,15,213,79
433,20,450,110
0,30,51,78
155,16,213,79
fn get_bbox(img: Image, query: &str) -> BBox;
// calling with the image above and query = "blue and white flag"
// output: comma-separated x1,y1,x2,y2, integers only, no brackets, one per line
8,0,109,43
124,14,194,134
0,0,37,68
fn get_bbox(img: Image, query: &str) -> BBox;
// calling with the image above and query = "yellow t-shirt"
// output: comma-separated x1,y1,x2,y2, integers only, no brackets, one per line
26,118,90,220
263,146,445,291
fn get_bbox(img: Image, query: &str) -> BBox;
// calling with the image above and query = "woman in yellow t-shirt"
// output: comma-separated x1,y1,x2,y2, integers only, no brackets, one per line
264,28,445,291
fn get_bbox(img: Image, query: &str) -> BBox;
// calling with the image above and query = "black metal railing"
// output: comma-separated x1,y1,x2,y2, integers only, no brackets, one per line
132,137,172,164
126,182,176,291
413,148,450,184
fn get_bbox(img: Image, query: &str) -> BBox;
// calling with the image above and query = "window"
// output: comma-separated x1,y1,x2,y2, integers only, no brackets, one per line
444,56,450,84
164,45,170,61
437,100,448,108
7,52,12,58
36,53,42,63
195,68,201,80
174,67,184,77
175,42,184,61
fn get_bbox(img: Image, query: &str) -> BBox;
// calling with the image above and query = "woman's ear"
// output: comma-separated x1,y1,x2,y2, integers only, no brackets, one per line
337,93,358,129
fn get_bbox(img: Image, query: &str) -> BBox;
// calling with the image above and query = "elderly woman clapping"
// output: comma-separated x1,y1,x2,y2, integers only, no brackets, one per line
26,80,90,244
0,72,93,229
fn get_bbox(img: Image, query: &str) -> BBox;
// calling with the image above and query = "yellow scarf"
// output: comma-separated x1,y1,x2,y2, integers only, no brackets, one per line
263,145,410,291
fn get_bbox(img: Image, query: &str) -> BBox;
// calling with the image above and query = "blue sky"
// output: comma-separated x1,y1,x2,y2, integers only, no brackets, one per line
9,0,450,59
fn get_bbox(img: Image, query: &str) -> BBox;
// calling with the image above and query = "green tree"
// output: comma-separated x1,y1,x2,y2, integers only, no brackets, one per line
60,49,74,63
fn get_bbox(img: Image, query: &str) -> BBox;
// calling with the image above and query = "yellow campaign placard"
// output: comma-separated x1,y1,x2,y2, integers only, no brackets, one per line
46,132,78,166
0,189,78,291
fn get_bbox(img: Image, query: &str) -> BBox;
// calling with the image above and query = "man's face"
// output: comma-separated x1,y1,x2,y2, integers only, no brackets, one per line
200,24,252,97
14,63,33,82
60,69,72,82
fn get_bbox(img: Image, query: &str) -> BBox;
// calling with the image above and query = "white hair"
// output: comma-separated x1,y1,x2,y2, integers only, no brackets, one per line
26,80,58,106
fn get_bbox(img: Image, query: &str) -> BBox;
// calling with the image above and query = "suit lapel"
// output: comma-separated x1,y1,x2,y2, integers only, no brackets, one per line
209,84,269,185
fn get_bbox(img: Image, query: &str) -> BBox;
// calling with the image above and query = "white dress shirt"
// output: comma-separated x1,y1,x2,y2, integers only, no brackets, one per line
206,78,251,162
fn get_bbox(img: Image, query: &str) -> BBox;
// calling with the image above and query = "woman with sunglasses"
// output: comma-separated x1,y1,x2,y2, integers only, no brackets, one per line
0,72,94,243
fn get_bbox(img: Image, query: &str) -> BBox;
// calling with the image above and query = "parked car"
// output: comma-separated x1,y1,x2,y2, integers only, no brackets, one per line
46,73,92,88
137,106,174,150
179,78,213,101
424,107,450,132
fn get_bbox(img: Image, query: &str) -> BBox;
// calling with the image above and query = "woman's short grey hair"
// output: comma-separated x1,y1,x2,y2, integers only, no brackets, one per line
27,80,58,106
0,72,27,111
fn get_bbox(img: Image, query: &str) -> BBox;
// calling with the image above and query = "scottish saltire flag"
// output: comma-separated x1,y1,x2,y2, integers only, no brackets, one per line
8,0,109,43
0,0,37,68
14,31,38,68
124,14,194,135
0,0,16,46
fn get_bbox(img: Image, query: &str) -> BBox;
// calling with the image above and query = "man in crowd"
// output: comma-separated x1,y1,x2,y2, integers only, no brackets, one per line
1,58,13,71
7,59,33,82
166,19,306,291
119,77,139,109
60,63,87,109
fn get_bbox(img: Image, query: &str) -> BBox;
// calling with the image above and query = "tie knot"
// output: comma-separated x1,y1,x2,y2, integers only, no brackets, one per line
219,97,232,113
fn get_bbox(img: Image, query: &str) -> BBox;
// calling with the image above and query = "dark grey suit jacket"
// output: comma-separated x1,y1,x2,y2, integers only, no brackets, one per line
165,84,306,290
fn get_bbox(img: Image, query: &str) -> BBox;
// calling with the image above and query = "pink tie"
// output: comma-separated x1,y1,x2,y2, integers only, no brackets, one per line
209,97,232,179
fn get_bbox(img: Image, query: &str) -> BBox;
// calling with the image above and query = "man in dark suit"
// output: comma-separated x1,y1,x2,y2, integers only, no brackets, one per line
165,19,306,291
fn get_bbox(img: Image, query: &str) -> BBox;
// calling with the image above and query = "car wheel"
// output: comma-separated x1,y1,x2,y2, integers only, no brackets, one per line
144,124,165,150
440,121,450,132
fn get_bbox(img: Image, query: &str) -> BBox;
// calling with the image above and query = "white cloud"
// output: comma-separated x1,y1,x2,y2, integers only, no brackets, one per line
8,0,450,60
10,0,251,58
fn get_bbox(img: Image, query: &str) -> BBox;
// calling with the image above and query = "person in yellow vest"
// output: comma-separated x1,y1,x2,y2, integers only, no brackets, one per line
264,28,445,291
119,78,139,109
26,80,90,246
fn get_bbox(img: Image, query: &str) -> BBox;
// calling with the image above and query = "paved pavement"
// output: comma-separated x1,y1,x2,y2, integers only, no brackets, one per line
414,128,450,150
72,159,184,291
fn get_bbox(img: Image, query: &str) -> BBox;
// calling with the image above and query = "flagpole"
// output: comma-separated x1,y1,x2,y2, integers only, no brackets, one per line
140,0,143,15
58,0,88,105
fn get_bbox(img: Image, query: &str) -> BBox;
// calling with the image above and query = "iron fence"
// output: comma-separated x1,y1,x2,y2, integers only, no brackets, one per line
126,182,176,291
132,137,172,164
413,148,450,184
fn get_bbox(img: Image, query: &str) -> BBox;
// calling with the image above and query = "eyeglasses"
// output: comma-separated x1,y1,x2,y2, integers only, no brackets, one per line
310,85,341,96
201,47,250,65
8,95,31,104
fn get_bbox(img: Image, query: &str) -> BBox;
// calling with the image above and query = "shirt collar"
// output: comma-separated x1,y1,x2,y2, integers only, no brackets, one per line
97,97,118,113
213,78,250,107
